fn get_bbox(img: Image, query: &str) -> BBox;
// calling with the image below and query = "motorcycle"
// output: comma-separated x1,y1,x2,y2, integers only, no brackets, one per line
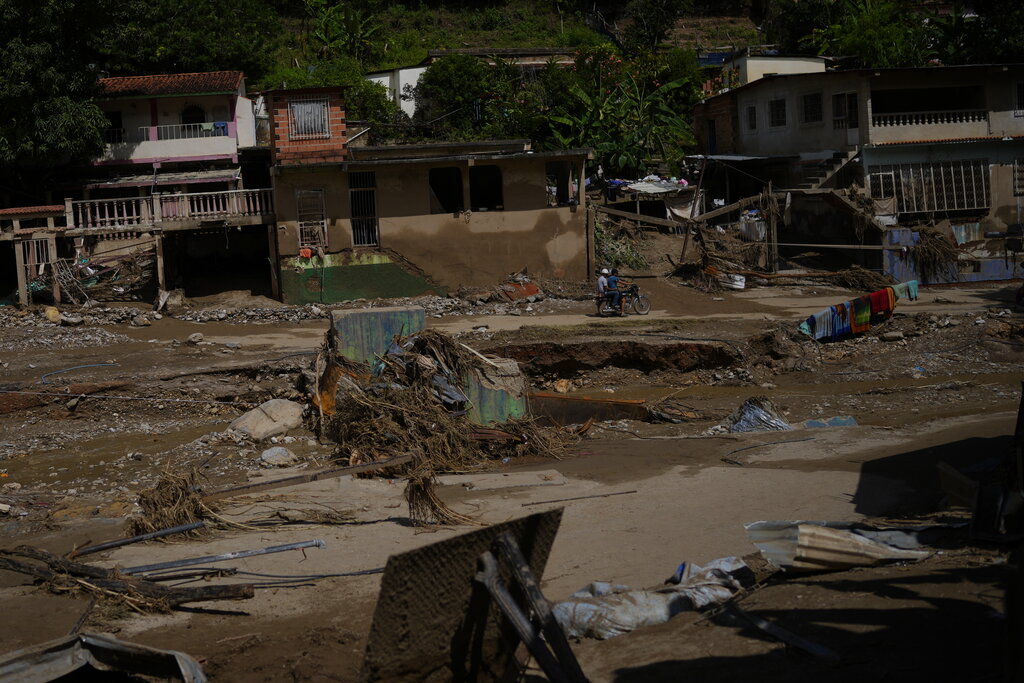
596,283,651,317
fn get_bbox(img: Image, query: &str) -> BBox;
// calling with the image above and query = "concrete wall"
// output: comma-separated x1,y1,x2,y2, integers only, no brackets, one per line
732,56,825,85
863,138,1024,230
885,226,1024,283
730,72,867,156
235,96,256,148
272,155,590,301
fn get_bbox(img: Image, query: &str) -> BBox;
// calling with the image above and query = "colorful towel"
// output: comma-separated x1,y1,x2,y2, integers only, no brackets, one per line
892,280,919,302
907,280,918,300
831,302,852,340
851,296,871,334
800,307,834,341
868,287,896,320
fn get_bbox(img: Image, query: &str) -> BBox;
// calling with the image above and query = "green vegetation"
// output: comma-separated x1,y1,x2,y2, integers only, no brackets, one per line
4,0,1024,188
595,220,649,271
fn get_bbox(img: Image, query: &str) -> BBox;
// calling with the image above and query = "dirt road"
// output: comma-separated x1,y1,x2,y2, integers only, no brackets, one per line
0,277,1019,681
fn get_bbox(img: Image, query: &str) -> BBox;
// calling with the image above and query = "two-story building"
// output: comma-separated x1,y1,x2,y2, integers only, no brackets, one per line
267,86,592,304
693,63,1024,282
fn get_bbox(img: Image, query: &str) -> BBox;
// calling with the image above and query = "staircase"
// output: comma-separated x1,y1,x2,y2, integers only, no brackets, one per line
791,148,859,190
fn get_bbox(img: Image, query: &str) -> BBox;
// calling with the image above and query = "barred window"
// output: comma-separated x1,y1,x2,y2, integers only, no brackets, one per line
802,93,823,123
746,105,757,131
1014,159,1024,196
769,99,786,127
288,95,330,140
296,189,327,249
867,160,990,214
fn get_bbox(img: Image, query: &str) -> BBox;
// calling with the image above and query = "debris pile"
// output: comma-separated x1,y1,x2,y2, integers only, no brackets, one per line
319,329,576,525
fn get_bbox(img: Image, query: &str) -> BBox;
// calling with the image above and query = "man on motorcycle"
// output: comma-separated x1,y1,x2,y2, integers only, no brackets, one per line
596,267,620,312
607,268,632,315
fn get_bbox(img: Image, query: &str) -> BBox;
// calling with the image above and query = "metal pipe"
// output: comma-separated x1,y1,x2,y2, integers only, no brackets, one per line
120,539,325,575
71,521,205,558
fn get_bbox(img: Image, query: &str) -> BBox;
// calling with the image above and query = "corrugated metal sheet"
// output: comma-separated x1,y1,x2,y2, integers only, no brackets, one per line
330,306,426,364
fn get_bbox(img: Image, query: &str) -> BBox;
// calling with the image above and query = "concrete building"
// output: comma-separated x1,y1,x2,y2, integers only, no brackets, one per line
268,86,591,304
693,64,1024,282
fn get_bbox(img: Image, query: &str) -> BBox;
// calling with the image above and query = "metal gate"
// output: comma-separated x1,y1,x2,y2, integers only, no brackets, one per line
350,171,379,247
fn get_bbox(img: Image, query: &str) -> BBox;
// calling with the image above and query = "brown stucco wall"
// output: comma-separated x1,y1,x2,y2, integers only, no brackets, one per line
694,93,737,155
272,155,590,291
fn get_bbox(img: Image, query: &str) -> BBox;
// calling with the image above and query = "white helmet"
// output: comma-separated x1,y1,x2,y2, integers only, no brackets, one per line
600,268,610,274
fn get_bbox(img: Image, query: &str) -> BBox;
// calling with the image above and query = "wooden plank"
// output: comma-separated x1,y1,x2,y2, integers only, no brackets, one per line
203,453,414,502
595,205,688,230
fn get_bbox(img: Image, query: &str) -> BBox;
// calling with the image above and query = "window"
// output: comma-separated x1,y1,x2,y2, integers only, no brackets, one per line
746,105,757,131
545,161,578,207
769,99,786,127
867,160,990,214
349,172,379,247
1014,160,1024,196
833,93,859,129
429,167,463,214
288,95,330,140
801,93,823,123
296,189,327,249
469,165,503,211
103,111,123,143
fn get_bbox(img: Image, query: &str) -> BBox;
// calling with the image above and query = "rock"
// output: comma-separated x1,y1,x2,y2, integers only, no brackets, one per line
66,397,81,411
131,315,151,327
260,446,298,467
229,399,305,440
187,332,204,344
152,312,163,320
44,307,61,323
0,503,10,515
880,331,904,342
3,482,22,491
553,379,573,394
59,314,84,326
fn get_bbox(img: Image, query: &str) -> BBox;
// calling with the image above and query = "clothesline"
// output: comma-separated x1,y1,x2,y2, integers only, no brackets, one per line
799,281,919,342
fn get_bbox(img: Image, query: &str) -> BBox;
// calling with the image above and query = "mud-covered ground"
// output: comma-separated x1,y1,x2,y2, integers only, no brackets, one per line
0,273,1021,681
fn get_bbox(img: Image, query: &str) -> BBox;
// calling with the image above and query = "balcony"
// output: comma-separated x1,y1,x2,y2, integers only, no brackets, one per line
869,109,990,144
97,122,240,163
69,188,273,233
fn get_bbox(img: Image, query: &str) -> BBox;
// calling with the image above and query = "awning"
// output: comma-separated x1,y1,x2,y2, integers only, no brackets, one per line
84,168,241,190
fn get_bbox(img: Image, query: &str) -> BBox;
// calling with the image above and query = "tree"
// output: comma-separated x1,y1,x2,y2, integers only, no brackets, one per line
96,0,280,82
620,0,691,54
809,0,931,68
0,0,109,179
307,1,383,63
413,55,498,135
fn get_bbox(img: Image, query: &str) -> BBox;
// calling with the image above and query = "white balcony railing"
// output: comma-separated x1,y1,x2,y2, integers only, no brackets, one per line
872,109,988,127
144,122,234,141
71,189,272,231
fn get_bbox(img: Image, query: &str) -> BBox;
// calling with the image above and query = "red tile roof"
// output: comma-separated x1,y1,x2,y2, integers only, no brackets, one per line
98,71,244,98
0,205,64,217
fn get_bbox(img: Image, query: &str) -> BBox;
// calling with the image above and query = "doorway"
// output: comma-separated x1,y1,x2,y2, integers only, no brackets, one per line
163,225,272,299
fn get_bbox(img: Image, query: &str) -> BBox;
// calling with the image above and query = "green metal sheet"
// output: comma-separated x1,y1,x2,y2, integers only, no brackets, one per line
279,253,443,304
464,358,528,425
330,306,426,365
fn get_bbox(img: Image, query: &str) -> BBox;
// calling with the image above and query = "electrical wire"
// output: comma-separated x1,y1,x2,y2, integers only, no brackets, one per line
40,363,119,384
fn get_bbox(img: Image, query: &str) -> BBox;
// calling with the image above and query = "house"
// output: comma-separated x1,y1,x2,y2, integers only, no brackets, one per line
267,86,592,304
692,63,1024,282
365,48,577,120
0,71,277,305
700,46,827,98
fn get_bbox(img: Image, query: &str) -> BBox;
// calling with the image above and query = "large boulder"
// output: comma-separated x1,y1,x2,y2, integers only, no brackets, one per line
229,399,304,441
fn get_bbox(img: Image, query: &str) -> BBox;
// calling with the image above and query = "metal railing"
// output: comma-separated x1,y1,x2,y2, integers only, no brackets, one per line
872,109,988,127
145,122,232,141
71,189,272,230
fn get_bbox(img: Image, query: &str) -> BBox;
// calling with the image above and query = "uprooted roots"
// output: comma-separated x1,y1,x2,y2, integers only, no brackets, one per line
322,332,577,525
129,466,218,537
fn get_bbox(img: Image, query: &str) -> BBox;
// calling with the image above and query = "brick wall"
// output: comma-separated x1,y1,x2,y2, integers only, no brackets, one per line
693,93,737,155
268,87,348,166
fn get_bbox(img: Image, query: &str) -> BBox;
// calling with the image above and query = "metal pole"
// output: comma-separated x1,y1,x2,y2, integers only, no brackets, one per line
71,521,205,558
121,539,325,575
